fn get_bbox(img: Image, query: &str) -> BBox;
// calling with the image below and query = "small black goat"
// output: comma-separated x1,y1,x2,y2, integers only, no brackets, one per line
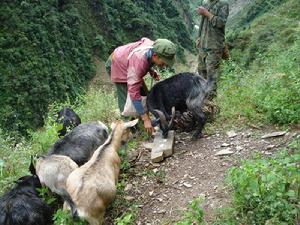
57,107,81,137
0,164,53,225
48,121,109,166
147,72,208,139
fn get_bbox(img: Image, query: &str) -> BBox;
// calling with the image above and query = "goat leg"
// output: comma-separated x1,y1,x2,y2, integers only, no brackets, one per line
191,112,206,140
61,190,78,218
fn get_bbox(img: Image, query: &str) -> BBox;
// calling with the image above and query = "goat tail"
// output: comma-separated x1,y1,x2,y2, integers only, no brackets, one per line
61,190,78,218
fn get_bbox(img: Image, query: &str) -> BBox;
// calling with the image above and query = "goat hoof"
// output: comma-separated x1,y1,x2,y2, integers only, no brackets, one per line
191,133,203,140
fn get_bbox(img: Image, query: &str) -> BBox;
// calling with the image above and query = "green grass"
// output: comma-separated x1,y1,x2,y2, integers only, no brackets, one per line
174,196,205,225
217,0,300,126
213,140,300,225
0,88,119,195
0,87,131,225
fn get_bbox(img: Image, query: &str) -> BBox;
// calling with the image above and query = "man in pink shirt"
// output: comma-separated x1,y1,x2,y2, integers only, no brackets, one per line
106,38,176,134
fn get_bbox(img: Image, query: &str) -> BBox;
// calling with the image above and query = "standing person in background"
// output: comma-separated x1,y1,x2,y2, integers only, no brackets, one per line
105,37,177,134
196,0,229,99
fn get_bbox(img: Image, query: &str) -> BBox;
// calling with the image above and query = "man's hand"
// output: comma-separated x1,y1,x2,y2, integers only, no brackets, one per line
197,6,214,19
141,113,154,135
149,69,160,81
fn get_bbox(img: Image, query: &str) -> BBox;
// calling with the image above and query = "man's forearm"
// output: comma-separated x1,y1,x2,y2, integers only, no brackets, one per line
132,99,145,115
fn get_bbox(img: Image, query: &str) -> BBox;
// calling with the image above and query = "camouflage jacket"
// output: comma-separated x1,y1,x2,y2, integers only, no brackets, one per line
198,0,229,50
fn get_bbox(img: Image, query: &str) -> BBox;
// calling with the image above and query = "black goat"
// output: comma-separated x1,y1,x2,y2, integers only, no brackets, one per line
48,121,109,166
147,72,208,139
0,167,53,225
57,107,81,137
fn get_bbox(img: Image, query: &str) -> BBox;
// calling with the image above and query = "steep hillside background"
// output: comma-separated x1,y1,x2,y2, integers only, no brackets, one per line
1,0,299,135
0,0,194,135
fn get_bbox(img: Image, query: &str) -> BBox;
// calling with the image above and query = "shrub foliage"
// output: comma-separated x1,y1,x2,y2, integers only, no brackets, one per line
0,1,94,134
224,147,300,224
0,0,194,135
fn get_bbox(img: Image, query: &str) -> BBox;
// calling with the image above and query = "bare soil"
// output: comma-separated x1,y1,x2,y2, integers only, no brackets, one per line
105,125,299,225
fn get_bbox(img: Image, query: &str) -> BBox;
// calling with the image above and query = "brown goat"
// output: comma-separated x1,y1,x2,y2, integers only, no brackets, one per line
65,119,138,225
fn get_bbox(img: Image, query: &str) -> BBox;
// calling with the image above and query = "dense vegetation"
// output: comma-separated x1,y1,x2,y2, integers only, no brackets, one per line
0,0,194,136
226,148,299,224
226,0,288,32
0,1,94,135
217,0,300,126
0,0,299,224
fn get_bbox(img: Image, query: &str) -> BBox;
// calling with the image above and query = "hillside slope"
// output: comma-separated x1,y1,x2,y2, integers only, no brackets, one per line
0,0,194,135
218,0,300,126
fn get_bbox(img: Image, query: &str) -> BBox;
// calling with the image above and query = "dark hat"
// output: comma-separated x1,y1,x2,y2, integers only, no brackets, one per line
153,39,176,67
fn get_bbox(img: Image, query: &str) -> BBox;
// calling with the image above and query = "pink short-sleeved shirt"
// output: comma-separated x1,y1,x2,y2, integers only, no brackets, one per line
110,38,154,100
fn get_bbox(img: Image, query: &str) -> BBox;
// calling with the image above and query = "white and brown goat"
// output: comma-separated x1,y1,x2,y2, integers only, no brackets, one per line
36,155,78,197
65,119,138,225
36,154,78,214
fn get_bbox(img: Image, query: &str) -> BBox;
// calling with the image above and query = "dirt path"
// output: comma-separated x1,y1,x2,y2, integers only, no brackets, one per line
106,126,298,224
95,52,297,224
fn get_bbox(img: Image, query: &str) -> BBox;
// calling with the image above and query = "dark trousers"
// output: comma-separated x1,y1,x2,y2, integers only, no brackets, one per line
197,48,223,99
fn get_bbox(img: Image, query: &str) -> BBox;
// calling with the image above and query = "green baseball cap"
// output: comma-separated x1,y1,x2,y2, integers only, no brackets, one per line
153,39,176,67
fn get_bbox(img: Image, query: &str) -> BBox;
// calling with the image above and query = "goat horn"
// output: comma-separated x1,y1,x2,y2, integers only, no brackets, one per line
153,110,167,127
168,106,176,128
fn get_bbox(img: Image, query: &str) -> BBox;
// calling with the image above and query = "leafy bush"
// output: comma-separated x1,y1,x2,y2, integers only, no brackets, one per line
0,0,194,136
0,1,94,135
216,146,300,225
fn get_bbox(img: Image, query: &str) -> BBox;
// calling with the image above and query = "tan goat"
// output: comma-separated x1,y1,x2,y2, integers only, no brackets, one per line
65,119,138,225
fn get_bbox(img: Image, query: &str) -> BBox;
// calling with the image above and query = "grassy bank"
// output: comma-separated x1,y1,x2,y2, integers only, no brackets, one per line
0,88,118,196
216,0,300,127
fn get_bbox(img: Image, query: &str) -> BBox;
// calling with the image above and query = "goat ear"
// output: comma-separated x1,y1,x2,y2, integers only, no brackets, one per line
124,119,139,129
15,176,27,184
29,155,36,175
98,121,109,132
